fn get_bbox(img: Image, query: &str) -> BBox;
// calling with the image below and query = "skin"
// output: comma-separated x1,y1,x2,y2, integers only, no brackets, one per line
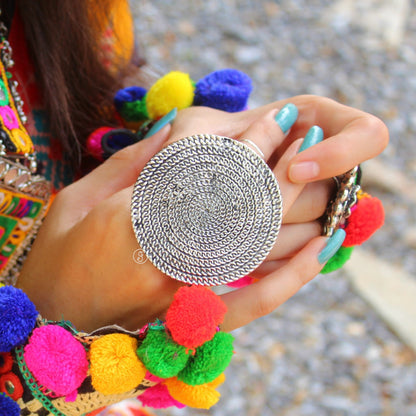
16,95,388,333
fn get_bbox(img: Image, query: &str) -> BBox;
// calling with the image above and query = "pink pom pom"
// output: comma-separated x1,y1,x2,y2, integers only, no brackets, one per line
166,286,227,349
226,275,255,288
86,126,114,161
24,325,88,396
343,196,385,247
138,383,185,409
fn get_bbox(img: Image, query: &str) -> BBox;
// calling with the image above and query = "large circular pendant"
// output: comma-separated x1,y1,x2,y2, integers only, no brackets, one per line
131,134,282,286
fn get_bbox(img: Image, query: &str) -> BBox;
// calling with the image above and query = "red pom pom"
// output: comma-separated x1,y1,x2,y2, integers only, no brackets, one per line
166,286,227,349
343,196,384,247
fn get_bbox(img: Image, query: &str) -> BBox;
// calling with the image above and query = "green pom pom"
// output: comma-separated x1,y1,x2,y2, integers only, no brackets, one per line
137,327,190,378
120,99,149,122
178,332,234,386
321,246,354,274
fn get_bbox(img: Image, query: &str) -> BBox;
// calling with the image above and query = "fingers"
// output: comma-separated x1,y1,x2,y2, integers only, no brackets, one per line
272,139,305,217
266,221,322,260
287,96,389,183
283,179,334,223
221,236,329,331
236,104,298,161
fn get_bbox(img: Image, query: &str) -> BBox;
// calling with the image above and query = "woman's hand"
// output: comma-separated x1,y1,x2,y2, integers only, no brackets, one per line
16,95,388,333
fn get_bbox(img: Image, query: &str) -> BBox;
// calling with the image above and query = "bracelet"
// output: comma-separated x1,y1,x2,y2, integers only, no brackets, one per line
0,285,233,415
321,166,384,274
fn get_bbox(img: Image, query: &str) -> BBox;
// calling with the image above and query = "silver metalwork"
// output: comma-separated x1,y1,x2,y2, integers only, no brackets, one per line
324,166,360,237
131,134,283,286
241,139,265,159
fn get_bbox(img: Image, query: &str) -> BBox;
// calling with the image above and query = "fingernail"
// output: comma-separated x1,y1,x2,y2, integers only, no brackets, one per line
144,108,177,139
289,161,320,182
275,103,298,134
298,125,323,153
318,229,346,264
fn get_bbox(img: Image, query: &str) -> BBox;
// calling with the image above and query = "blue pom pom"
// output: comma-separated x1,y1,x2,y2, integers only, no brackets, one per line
0,286,38,352
0,393,20,416
114,86,147,111
194,69,252,112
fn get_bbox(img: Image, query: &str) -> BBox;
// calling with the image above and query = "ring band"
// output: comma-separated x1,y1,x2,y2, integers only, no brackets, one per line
241,139,265,159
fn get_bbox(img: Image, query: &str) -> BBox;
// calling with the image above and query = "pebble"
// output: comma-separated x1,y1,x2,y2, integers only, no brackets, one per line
127,1,416,415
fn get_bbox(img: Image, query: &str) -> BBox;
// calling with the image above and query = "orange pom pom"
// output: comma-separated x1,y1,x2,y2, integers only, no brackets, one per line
166,286,227,349
343,196,384,247
164,374,225,409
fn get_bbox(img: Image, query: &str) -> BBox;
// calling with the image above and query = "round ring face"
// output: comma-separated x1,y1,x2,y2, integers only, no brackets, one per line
131,134,282,286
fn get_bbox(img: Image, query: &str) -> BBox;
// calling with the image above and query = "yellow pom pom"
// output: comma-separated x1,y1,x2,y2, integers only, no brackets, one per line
90,334,146,395
164,373,225,409
146,71,194,119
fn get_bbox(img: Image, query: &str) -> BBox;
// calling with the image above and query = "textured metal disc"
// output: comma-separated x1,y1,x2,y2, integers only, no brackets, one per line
131,134,282,286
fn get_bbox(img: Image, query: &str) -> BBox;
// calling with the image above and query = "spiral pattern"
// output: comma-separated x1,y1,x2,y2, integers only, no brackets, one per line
131,134,282,285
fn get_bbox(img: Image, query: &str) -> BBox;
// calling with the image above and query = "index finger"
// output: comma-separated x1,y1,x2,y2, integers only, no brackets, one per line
286,96,389,182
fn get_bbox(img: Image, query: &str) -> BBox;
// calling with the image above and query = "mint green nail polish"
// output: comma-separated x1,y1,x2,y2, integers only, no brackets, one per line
144,108,177,138
318,229,346,264
275,103,298,134
298,125,324,153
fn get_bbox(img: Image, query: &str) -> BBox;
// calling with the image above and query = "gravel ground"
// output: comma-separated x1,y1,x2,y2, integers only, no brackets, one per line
127,1,416,415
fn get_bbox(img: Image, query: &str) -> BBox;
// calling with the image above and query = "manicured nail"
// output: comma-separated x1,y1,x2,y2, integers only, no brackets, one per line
144,108,177,139
318,229,346,264
298,125,323,153
275,103,298,134
289,161,320,182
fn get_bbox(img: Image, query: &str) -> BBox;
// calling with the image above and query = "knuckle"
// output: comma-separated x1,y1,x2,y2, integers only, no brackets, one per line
253,288,278,318
363,115,390,152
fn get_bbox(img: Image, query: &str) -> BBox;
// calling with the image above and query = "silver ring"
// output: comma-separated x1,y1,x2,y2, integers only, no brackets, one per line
131,134,282,286
241,139,265,159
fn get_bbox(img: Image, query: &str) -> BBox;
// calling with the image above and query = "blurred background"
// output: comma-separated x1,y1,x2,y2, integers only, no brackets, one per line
129,1,416,415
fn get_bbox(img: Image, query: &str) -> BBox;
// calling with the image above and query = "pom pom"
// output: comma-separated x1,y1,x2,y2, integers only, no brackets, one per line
0,286,38,352
194,69,252,112
226,275,255,288
165,374,225,409
0,393,20,416
90,334,146,395
119,99,149,122
138,383,185,409
321,246,354,274
136,327,189,378
86,127,114,161
114,86,147,111
166,286,227,349
24,325,88,396
0,372,23,401
178,332,234,386
343,196,384,247
146,71,195,119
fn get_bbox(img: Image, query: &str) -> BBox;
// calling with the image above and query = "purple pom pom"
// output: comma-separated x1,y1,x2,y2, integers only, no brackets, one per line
0,393,20,416
194,69,252,112
0,286,38,352
114,86,147,111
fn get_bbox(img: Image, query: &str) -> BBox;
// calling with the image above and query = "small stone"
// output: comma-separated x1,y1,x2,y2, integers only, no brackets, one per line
347,322,366,337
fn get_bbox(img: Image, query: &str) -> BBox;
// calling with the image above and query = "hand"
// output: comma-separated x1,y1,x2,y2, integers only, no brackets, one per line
166,95,388,330
16,95,388,333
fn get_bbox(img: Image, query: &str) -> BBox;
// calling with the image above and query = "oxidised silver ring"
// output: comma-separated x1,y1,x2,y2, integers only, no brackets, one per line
131,134,282,286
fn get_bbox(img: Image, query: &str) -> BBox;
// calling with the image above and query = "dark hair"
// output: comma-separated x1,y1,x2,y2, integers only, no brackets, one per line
16,0,142,167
